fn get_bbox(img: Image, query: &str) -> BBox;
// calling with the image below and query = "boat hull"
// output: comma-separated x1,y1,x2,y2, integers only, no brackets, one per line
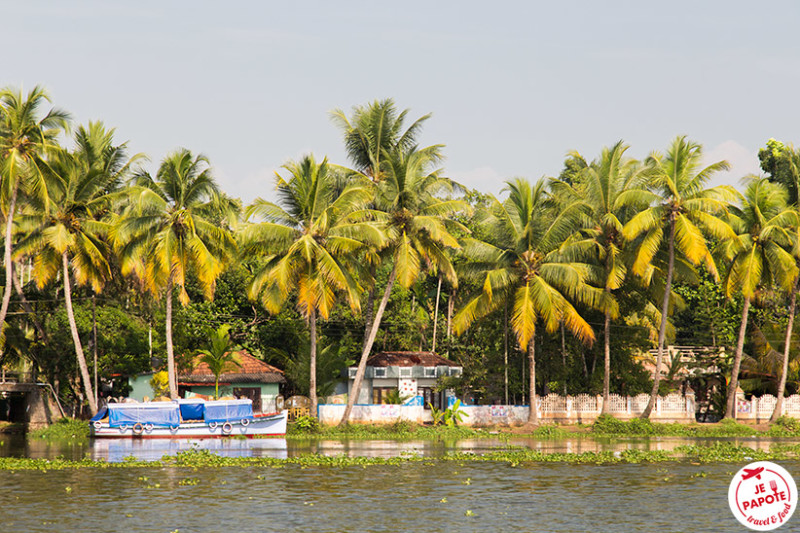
91,411,287,439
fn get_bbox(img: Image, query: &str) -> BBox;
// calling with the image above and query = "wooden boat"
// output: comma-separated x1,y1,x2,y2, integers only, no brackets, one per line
90,398,287,438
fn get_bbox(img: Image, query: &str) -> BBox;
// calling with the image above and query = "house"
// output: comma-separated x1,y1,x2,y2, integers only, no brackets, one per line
128,350,285,412
346,351,462,409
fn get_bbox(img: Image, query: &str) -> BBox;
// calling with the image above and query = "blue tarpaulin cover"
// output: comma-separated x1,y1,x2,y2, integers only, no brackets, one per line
90,406,108,422
203,399,254,423
107,403,180,427
178,399,205,420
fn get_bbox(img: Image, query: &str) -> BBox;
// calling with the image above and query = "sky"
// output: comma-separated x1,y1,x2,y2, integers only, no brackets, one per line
5,1,800,203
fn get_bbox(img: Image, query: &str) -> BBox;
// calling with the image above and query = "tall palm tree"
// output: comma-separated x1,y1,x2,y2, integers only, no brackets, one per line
240,154,381,417
553,141,651,413
15,123,136,414
331,99,432,347
719,177,798,419
454,178,600,424
623,136,734,418
339,146,468,425
113,149,237,400
759,139,800,422
0,86,69,332
330,98,430,182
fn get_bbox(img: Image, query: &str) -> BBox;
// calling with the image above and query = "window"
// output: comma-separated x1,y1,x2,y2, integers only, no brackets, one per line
424,367,436,378
373,367,386,378
450,368,462,377
348,368,357,378
399,367,412,378
372,387,396,404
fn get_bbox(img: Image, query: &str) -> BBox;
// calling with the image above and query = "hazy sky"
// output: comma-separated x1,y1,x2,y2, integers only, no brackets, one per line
5,1,800,202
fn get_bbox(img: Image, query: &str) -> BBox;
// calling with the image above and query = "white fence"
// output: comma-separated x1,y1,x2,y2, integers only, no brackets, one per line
318,393,698,425
735,393,800,422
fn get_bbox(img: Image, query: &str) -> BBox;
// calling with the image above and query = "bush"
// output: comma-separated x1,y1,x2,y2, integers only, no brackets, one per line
774,416,800,432
288,415,321,434
28,418,89,442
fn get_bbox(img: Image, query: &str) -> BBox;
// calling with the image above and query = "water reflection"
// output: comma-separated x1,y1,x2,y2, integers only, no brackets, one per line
91,438,289,462
1,434,799,462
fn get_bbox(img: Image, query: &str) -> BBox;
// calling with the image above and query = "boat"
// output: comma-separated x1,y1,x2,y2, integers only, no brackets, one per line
89,398,287,438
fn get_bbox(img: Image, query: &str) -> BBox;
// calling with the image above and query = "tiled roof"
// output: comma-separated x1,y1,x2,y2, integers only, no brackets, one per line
178,350,285,384
366,351,460,368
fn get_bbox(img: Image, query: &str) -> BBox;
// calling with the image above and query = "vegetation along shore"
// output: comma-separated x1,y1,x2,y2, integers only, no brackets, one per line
4,86,800,427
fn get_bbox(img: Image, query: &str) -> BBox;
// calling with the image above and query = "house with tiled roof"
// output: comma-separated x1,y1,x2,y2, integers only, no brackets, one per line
346,351,462,410
128,350,285,412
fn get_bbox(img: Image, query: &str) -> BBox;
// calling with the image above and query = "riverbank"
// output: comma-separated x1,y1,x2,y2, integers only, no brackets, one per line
2,441,800,470
20,414,800,444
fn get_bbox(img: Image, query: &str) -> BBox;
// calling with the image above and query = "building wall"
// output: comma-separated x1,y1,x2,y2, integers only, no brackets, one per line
126,375,280,411
128,373,155,401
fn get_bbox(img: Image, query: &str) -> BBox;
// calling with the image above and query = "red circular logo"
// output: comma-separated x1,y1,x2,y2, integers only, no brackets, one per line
729,461,797,530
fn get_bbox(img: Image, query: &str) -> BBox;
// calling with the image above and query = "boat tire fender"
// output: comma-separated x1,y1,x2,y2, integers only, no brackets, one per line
93,420,102,430
132,422,144,435
208,421,218,430
170,424,179,432
222,422,233,434
241,418,250,427
144,423,154,432
119,424,128,432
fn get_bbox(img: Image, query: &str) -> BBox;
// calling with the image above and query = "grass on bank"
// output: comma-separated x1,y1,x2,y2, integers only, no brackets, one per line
23,414,800,444
589,414,800,437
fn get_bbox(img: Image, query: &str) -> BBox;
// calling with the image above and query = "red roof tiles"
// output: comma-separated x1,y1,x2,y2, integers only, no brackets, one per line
178,350,285,384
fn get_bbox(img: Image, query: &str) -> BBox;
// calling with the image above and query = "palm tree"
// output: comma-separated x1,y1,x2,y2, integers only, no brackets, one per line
0,86,69,332
719,177,798,419
196,324,240,400
623,136,734,418
330,98,430,182
339,146,468,425
15,122,136,414
454,178,600,424
759,139,800,422
240,154,381,417
553,141,650,413
113,149,237,400
331,98,432,347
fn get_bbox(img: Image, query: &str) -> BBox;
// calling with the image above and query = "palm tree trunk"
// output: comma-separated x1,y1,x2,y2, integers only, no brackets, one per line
601,310,611,414
165,272,178,400
725,297,751,419
505,304,510,404
641,217,676,419
362,284,375,347
340,264,398,426
0,185,19,330
431,276,442,353
772,278,798,423
561,323,567,396
527,337,538,425
215,376,219,400
309,306,318,418
62,252,97,414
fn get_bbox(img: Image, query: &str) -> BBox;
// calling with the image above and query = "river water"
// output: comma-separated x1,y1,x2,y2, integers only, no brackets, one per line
1,435,799,532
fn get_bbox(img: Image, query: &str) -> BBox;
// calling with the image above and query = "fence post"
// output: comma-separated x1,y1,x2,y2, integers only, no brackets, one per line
626,396,631,415
656,396,662,415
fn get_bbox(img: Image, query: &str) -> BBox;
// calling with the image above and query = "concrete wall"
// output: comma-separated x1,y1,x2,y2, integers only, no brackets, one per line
318,393,698,426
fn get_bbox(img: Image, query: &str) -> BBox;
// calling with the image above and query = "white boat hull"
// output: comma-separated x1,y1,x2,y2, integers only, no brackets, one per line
91,411,287,439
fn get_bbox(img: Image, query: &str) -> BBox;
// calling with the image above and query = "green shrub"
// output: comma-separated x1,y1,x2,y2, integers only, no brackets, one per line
288,415,321,434
28,418,89,442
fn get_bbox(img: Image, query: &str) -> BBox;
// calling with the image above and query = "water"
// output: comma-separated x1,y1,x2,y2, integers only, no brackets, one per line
1,436,799,532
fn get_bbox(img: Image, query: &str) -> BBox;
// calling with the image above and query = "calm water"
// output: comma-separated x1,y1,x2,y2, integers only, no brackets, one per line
1,436,799,532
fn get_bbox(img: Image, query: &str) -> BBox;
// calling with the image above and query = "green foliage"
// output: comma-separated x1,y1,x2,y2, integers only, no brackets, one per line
149,371,169,398
382,389,409,405
288,416,321,434
27,418,89,442
195,323,240,399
